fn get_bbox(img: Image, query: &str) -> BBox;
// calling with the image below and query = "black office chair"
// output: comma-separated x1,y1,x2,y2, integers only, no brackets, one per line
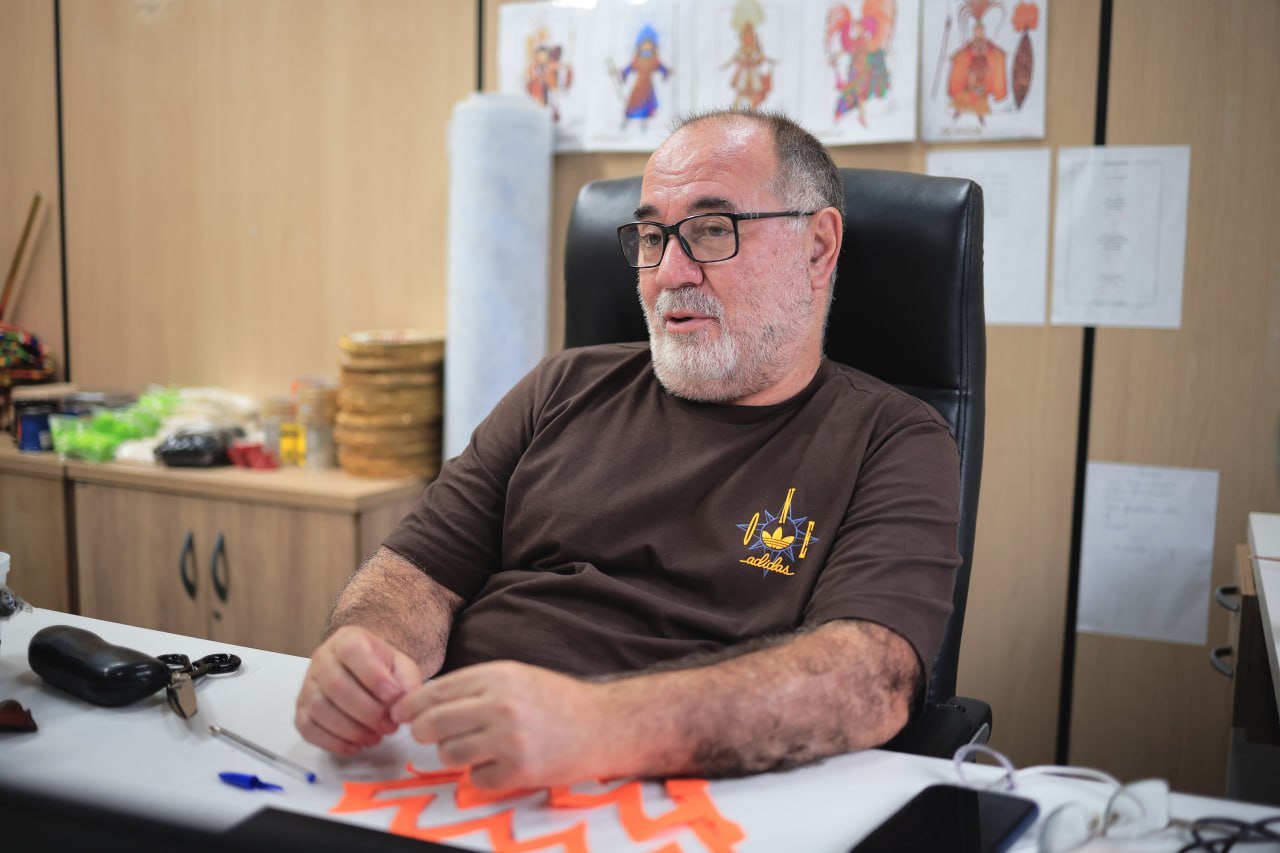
563,168,991,758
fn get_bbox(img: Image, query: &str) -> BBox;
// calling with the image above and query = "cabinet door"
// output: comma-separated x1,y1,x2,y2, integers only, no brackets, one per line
198,500,356,657
75,482,209,639
0,470,70,611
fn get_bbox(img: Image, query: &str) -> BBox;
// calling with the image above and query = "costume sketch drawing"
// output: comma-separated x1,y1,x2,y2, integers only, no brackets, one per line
617,24,671,127
585,0,679,151
799,0,920,145
497,1,590,151
921,0,1047,141
723,0,777,109
685,0,801,116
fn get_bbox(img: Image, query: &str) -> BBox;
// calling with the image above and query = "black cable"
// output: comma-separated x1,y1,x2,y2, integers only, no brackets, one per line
1055,0,1113,767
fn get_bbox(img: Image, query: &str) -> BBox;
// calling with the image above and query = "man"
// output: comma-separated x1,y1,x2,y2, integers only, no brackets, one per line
295,108,960,791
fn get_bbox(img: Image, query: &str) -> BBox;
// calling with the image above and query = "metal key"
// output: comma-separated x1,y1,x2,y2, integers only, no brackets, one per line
158,652,242,720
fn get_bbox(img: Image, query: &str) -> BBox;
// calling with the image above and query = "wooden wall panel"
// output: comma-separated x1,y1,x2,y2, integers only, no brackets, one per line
957,1,1099,768
486,0,1099,768
0,0,64,378
1069,0,1280,795
61,0,477,400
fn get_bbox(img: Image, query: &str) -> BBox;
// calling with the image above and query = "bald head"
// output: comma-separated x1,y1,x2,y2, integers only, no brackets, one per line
667,109,846,223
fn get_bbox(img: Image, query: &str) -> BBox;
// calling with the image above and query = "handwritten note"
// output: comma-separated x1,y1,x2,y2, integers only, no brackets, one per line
1077,461,1219,645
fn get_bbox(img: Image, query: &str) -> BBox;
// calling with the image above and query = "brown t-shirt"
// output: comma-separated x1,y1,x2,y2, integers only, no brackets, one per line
383,343,960,683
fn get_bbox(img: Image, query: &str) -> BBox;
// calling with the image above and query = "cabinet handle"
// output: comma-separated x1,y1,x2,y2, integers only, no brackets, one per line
210,531,229,603
1214,584,1240,613
1209,645,1234,678
178,531,197,599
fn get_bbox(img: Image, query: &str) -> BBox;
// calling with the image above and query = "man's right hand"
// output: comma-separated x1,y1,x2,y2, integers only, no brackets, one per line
295,625,424,755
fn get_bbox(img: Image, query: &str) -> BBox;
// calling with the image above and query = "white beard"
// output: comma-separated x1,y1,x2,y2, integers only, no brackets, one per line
640,280,813,403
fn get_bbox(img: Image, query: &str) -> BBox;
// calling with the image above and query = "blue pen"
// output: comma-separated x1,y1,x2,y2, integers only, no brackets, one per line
219,772,283,792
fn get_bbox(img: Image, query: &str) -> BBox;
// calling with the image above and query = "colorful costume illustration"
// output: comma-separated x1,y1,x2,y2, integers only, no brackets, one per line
723,0,775,109
524,26,572,122
825,0,895,127
943,0,1012,124
618,24,670,127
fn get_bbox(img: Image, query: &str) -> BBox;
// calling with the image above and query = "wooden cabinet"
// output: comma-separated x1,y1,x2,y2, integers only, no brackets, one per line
70,461,422,657
0,444,71,611
1218,544,1280,804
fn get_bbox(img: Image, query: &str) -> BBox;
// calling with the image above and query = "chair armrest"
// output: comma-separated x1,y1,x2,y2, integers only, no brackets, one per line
879,696,993,759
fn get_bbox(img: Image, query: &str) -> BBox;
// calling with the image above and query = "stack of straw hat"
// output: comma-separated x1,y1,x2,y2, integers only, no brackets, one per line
335,331,443,479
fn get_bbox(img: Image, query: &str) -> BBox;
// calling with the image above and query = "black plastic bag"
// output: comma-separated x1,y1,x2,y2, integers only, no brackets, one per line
153,427,242,468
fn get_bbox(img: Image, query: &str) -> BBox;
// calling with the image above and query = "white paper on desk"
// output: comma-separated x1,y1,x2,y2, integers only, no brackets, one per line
926,147,1049,325
1051,145,1191,328
1078,461,1219,646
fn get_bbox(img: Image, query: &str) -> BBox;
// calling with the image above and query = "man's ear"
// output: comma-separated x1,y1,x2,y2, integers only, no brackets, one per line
808,207,843,288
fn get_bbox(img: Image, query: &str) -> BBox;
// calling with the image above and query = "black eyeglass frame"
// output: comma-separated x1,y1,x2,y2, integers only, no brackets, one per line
616,210,818,269
1177,815,1280,853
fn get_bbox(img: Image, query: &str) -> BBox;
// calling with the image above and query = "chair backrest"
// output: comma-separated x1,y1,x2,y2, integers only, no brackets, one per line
563,168,985,704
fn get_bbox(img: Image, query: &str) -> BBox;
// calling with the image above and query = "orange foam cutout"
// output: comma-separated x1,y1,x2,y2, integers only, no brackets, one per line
330,764,746,853
550,778,744,853
405,762,541,809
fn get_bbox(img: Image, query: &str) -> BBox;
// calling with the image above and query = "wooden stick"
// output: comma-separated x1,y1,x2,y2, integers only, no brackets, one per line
0,192,47,324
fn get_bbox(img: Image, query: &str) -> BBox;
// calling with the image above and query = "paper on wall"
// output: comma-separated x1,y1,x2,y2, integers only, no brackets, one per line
681,0,803,118
798,0,922,146
1051,145,1191,328
583,0,682,152
1077,461,1219,646
920,0,1048,143
496,0,926,151
496,0,593,152
926,147,1049,325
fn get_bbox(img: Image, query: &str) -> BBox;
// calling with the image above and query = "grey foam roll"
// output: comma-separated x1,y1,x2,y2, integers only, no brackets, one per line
444,93,553,460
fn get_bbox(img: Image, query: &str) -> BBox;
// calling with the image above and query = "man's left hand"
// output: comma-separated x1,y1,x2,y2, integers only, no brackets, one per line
390,661,607,790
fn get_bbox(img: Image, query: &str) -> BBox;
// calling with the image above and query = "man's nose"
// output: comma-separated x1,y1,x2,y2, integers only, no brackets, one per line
652,233,703,287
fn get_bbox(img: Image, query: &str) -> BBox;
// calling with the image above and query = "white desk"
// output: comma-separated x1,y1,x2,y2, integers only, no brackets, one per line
0,609,1275,852
1248,512,1280,721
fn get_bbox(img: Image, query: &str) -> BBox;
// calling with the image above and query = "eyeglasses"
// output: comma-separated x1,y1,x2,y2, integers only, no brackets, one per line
616,210,817,269
1039,778,1174,851
951,744,1280,853
1178,815,1280,852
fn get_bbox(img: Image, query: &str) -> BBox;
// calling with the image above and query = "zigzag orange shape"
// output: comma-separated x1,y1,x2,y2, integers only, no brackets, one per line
406,762,542,808
329,775,439,833
416,809,590,853
549,778,744,853
330,764,746,853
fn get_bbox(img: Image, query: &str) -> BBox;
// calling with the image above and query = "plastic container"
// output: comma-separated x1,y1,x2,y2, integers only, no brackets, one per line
278,420,304,466
260,395,294,462
304,423,335,469
295,383,337,470
14,403,54,451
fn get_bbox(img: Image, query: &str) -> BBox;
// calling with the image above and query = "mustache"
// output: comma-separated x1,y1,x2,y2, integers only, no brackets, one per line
652,287,725,322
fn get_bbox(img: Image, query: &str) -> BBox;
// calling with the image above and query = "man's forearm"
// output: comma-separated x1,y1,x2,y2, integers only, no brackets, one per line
326,546,464,678
593,620,918,779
